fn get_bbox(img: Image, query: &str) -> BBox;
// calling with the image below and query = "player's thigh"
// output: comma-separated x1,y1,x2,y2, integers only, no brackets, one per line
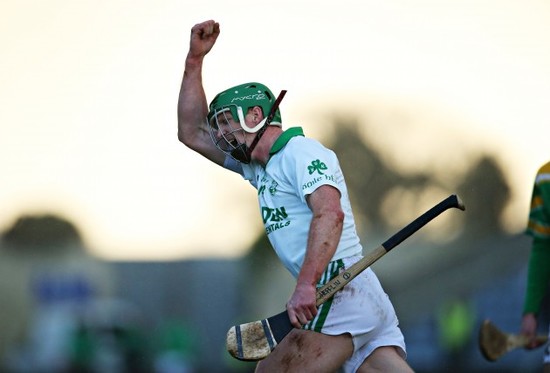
255,329,353,373
356,346,414,373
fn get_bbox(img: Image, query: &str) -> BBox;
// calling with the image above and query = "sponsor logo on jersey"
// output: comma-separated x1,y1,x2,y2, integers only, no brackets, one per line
262,206,291,234
302,174,336,191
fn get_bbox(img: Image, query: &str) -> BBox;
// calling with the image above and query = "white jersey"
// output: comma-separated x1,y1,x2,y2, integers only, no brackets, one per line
225,128,407,370
228,127,363,278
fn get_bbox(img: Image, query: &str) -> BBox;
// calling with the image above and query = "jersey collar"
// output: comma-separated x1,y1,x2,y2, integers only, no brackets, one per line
269,127,304,157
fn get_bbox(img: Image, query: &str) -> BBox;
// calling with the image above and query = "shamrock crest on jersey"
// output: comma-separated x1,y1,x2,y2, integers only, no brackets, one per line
308,159,328,175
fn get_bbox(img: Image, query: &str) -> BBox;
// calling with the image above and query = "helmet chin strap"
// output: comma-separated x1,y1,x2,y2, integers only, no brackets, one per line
236,90,287,164
230,143,252,163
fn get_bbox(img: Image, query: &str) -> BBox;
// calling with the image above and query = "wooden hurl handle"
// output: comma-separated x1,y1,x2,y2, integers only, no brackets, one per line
316,194,465,305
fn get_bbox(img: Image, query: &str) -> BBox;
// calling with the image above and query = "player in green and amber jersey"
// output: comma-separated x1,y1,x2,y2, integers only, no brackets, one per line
521,161,550,371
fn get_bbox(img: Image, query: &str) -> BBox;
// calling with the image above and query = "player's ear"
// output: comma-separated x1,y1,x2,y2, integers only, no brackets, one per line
251,106,264,122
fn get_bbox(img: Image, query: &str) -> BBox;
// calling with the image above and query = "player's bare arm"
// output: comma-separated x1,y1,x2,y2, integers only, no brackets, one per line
177,20,226,166
286,185,344,328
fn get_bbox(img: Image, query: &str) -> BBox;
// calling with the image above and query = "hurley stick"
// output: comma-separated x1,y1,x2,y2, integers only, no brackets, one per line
226,194,465,361
479,319,548,361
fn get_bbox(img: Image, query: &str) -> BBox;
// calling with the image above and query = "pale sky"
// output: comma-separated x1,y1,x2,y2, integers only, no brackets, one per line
1,0,549,260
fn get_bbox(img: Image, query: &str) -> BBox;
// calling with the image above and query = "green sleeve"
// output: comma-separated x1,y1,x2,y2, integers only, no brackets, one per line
523,238,550,314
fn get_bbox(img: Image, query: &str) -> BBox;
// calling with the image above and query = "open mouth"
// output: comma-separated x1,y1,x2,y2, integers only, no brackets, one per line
215,136,239,152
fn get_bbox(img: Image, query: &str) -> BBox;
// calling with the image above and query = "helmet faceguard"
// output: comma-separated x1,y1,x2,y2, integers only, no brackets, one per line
207,82,282,163
208,107,252,163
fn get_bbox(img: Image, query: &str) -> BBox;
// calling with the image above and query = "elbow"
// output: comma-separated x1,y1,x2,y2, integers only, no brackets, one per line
177,108,193,146
317,207,344,228
177,128,188,145
335,208,345,228
177,123,194,148
327,205,345,232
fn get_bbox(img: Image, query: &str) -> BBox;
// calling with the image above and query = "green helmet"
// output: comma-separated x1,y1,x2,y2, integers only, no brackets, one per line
207,82,282,133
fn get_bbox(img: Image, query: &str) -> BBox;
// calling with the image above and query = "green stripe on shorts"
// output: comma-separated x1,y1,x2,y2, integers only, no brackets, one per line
304,259,344,332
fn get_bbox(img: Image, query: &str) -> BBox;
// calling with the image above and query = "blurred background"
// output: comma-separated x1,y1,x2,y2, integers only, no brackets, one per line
1,0,549,372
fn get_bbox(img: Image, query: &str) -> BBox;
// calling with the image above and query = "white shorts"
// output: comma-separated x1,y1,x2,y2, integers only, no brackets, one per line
304,255,407,373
